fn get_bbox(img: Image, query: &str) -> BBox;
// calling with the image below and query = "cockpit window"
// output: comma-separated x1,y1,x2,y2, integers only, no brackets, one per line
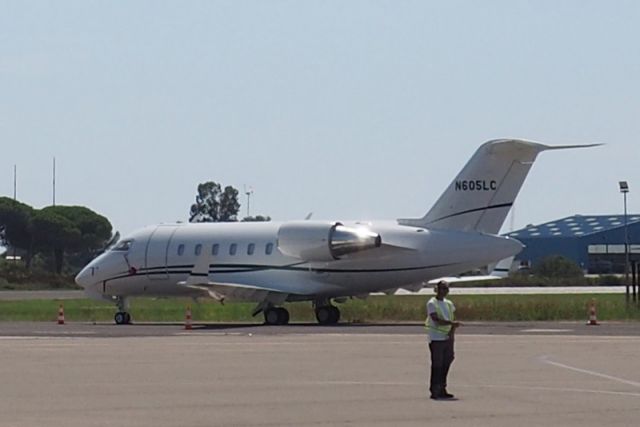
111,240,133,251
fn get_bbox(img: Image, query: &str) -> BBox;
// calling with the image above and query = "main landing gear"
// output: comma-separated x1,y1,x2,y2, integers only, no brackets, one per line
314,301,340,325
263,307,290,325
257,300,341,326
114,296,132,325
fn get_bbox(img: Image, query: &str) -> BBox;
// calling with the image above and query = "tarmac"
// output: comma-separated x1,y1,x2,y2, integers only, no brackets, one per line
1,322,639,427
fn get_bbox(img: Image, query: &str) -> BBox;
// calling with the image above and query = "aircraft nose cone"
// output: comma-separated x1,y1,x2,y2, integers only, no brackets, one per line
75,266,93,289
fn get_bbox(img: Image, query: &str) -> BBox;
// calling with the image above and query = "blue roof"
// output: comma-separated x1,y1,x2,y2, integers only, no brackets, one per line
505,214,640,239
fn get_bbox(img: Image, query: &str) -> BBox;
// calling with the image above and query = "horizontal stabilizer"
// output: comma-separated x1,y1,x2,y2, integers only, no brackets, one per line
541,143,603,150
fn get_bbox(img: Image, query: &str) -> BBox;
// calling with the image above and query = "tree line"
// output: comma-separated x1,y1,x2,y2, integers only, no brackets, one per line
0,181,269,275
0,197,113,274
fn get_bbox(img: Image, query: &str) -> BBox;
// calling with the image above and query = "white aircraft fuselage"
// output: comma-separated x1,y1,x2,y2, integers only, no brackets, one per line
75,139,600,325
77,220,521,301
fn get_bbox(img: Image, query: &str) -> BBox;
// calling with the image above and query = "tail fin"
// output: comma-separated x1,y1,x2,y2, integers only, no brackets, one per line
399,139,601,234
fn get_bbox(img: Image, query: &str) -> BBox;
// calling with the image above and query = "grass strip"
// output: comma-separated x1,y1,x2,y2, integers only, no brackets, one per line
0,294,639,322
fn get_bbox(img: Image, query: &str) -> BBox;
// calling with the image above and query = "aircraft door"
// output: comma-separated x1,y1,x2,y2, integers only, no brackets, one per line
145,225,179,280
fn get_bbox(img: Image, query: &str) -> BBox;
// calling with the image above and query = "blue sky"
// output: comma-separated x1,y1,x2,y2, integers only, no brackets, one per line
2,0,639,236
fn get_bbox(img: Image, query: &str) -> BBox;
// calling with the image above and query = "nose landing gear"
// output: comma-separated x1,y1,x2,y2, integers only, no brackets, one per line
114,311,131,325
114,296,132,325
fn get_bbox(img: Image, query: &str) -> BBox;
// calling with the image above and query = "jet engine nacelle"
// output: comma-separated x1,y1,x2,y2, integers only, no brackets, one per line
277,221,382,262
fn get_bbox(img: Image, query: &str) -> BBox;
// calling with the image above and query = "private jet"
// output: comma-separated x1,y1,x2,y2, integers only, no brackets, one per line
75,139,599,325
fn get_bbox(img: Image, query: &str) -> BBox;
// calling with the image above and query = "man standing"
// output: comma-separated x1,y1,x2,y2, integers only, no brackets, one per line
426,280,460,399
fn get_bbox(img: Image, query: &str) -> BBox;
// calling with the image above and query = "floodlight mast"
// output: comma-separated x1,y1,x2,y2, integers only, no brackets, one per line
244,185,254,218
619,181,630,300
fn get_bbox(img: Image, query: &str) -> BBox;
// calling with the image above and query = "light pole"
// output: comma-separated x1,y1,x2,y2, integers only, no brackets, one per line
619,181,630,298
244,185,253,218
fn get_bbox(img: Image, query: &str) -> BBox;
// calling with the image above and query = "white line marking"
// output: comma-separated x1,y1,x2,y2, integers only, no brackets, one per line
301,380,415,386
521,329,573,333
458,383,640,398
0,336,44,340
540,356,640,388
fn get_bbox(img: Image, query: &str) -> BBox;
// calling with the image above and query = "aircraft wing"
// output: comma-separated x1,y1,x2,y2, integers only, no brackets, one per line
177,253,289,304
400,283,424,292
426,256,514,284
178,278,288,304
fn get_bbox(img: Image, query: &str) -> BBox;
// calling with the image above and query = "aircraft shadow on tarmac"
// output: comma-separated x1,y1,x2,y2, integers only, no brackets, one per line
190,322,422,329
106,322,422,330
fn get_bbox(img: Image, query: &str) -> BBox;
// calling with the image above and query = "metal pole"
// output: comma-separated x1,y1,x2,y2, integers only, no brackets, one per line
52,157,56,206
631,261,638,301
244,186,253,218
13,164,17,261
624,191,629,291
636,262,640,307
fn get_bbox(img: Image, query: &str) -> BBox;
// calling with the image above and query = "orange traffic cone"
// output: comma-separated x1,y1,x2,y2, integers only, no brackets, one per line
587,299,598,325
185,306,192,330
57,304,65,325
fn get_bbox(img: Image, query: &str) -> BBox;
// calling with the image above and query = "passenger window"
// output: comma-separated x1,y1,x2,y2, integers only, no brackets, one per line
195,244,202,256
247,243,255,255
229,243,237,256
212,243,219,256
177,244,185,256
265,242,274,255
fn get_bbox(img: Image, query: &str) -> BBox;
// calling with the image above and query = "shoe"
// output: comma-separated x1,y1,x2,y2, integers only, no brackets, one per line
441,389,454,399
430,393,442,400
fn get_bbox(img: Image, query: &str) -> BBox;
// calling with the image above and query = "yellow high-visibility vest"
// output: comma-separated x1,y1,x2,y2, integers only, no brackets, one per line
425,297,455,335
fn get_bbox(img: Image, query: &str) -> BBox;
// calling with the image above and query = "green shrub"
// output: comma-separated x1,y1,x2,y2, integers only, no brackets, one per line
531,255,584,279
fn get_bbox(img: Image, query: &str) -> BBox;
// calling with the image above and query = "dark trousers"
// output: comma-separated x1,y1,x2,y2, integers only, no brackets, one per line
429,338,455,395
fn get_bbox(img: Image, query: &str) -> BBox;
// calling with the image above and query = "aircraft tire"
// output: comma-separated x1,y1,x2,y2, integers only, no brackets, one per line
329,306,340,324
315,306,339,325
114,311,130,325
276,307,290,325
264,308,281,325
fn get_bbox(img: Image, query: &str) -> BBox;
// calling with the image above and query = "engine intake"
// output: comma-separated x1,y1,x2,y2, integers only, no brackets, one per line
277,221,381,262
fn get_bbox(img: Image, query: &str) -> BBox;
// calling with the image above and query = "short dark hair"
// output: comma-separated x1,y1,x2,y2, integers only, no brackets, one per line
434,280,450,292
436,280,449,288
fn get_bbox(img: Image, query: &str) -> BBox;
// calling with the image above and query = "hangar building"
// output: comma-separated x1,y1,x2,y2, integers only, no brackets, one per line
505,214,640,274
